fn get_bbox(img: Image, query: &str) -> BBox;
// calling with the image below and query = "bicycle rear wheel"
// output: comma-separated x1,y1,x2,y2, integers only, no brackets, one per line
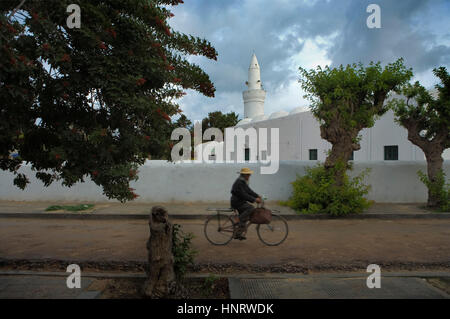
204,214,235,245
256,214,288,246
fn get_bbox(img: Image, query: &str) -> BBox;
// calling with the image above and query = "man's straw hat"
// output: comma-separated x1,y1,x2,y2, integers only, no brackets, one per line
239,167,254,175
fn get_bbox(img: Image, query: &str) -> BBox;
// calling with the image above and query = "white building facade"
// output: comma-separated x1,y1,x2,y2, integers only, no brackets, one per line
199,54,449,162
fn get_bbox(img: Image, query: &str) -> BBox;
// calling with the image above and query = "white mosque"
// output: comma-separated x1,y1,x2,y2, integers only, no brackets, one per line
198,54,449,162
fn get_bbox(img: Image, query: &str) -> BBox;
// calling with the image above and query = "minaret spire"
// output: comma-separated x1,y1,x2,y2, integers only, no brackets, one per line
243,53,266,119
247,53,262,90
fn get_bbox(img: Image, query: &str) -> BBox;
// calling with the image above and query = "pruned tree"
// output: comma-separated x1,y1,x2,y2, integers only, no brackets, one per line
389,67,450,208
143,206,175,298
299,59,413,183
0,0,217,201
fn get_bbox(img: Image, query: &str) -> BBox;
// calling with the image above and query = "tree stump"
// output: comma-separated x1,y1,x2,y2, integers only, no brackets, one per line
143,206,175,298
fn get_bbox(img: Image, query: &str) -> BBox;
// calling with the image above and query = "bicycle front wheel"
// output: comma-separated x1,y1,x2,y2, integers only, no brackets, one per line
256,214,288,246
204,214,235,245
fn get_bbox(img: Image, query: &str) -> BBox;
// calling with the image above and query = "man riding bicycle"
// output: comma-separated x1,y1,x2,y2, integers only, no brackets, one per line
230,167,262,240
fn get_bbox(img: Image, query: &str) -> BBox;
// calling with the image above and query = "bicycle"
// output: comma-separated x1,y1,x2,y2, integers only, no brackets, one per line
203,200,289,246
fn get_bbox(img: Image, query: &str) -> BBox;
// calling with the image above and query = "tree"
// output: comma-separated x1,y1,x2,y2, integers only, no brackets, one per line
389,67,450,208
201,111,239,141
299,59,413,183
202,111,239,132
0,0,217,201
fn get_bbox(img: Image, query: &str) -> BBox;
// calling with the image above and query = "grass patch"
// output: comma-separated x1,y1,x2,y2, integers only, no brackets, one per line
45,204,95,212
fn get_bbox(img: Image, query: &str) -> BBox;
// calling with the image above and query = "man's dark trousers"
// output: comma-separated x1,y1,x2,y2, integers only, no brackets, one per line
236,203,254,224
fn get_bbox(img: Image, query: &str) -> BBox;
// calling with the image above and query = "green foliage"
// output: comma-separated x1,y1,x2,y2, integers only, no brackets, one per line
418,170,449,212
0,0,217,202
299,59,413,131
389,67,450,151
283,163,372,216
390,67,449,209
172,223,196,280
201,111,239,137
202,274,219,296
46,204,94,211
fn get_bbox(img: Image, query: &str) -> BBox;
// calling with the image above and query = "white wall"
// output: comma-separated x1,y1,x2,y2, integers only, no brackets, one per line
235,110,431,162
0,161,448,203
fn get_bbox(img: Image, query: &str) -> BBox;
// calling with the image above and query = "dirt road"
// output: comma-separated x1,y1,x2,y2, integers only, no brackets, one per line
0,218,449,270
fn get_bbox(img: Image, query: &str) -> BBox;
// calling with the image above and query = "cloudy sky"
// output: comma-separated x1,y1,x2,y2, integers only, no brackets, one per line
168,0,450,122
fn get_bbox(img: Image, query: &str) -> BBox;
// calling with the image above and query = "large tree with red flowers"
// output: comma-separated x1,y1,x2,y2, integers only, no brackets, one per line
0,0,217,201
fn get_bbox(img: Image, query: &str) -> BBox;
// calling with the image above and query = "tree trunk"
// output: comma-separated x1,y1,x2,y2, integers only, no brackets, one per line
143,206,175,298
321,124,360,185
424,149,444,208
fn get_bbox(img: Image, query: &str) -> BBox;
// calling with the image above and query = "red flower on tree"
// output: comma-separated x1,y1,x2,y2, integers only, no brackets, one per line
42,43,50,51
129,169,137,177
98,42,107,50
60,54,71,62
6,24,16,34
155,17,164,27
158,51,167,61
106,28,117,39
162,112,171,122
136,78,146,86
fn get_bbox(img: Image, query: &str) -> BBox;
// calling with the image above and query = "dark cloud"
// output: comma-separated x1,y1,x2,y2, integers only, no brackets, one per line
330,0,450,72
168,0,450,121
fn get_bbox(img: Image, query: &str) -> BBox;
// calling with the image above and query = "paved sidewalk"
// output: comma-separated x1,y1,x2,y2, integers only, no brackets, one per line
0,274,101,299
229,273,450,299
0,270,448,299
0,200,448,219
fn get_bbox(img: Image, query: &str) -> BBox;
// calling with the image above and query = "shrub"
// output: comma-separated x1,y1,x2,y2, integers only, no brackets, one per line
283,163,372,216
418,170,450,212
202,274,219,296
172,223,197,280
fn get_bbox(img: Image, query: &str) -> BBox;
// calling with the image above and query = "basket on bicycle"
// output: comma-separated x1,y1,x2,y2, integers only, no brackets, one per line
250,207,272,224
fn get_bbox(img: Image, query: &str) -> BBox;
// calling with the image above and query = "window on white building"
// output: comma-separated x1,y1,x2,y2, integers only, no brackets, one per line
309,149,318,160
384,145,398,160
245,148,250,162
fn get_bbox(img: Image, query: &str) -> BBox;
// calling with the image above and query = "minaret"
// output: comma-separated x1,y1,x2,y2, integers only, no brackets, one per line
243,53,266,119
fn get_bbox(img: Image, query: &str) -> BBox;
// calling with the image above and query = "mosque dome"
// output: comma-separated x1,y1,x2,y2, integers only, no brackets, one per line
289,106,309,115
252,114,269,122
268,110,289,119
236,118,252,126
